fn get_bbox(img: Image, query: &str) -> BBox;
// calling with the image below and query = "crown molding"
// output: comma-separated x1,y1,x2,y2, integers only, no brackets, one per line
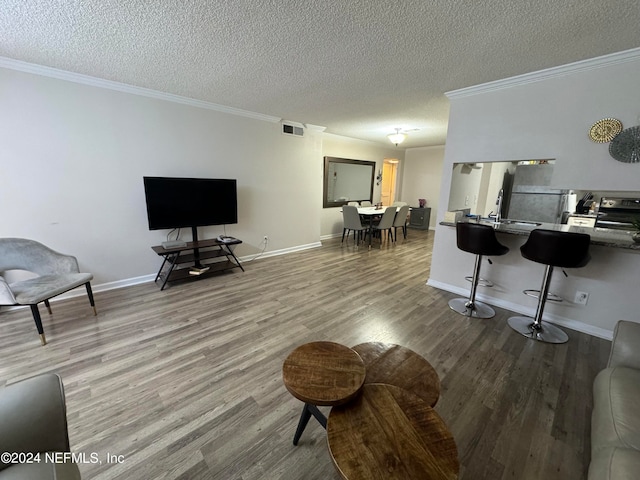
446,47,640,99
304,123,327,132
0,56,282,123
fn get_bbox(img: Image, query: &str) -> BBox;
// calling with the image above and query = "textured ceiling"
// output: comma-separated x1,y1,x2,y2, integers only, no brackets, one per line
2,0,640,148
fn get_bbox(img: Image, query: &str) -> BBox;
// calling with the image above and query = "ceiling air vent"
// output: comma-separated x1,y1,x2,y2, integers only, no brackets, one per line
282,121,304,137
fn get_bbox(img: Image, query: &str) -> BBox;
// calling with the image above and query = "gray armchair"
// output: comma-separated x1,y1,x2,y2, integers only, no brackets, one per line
0,373,80,479
0,238,96,345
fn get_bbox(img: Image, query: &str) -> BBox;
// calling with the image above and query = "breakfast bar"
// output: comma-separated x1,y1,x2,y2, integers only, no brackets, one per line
440,218,640,250
430,219,640,339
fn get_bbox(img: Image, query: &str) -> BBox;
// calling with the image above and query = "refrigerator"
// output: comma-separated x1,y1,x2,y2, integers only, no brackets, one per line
506,163,570,224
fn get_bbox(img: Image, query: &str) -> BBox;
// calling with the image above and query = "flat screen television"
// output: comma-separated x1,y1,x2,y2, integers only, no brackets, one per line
143,176,238,230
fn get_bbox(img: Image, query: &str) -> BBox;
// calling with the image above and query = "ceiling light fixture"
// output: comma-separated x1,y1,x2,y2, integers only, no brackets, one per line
387,128,407,146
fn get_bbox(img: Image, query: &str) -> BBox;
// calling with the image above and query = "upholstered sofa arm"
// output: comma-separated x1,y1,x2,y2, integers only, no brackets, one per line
0,374,70,472
608,320,640,369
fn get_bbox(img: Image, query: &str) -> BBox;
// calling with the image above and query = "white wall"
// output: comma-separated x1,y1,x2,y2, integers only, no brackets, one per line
400,146,445,228
430,51,640,338
0,67,322,286
448,163,482,211
320,134,405,237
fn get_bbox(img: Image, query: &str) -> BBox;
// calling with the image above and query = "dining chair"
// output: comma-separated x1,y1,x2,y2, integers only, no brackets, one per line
372,207,396,246
392,205,410,242
360,201,372,207
347,201,359,206
342,206,369,245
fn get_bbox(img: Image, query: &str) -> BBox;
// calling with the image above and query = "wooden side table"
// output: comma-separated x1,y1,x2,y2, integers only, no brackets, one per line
327,383,459,480
282,341,366,445
352,342,441,407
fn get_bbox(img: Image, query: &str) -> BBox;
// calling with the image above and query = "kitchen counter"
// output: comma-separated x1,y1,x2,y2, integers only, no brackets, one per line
439,219,640,250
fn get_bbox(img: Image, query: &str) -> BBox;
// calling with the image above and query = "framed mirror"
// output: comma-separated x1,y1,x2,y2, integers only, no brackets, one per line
323,157,376,208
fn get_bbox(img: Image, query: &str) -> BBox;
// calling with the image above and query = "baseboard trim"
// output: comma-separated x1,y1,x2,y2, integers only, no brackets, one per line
426,278,613,340
320,228,434,241
247,242,322,259
320,233,343,241
91,242,322,291
0,242,324,313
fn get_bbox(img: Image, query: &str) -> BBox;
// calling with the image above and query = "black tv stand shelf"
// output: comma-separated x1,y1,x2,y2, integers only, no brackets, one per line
151,238,244,290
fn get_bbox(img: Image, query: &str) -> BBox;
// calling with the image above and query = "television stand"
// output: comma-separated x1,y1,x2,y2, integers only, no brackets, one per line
151,237,244,290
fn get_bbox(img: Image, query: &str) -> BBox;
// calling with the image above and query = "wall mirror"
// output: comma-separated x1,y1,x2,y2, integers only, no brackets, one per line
323,157,375,208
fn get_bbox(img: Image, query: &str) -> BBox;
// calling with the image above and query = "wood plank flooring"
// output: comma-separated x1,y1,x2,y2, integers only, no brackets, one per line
0,229,610,479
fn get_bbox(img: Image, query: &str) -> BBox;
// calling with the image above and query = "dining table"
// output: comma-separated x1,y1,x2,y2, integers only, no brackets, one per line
356,205,396,248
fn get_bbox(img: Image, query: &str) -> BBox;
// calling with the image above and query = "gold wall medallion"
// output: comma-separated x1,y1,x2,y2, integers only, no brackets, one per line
589,118,623,143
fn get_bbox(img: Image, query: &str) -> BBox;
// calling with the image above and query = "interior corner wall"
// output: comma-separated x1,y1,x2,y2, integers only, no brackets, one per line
320,134,405,237
430,54,640,336
401,146,445,228
0,67,322,286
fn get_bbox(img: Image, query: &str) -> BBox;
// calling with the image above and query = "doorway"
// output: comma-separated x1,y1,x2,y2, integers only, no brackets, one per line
380,159,399,205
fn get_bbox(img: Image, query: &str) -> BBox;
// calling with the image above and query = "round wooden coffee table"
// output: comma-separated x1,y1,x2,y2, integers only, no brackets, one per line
327,383,459,480
352,342,441,407
283,341,366,445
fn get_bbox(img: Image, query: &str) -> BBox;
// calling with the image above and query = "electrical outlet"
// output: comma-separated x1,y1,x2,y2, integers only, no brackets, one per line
574,291,589,305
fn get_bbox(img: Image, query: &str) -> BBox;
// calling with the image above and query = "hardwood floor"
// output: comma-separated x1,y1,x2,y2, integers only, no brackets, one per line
0,229,610,479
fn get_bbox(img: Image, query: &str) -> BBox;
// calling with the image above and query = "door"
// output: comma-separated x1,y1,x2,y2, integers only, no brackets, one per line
381,160,398,205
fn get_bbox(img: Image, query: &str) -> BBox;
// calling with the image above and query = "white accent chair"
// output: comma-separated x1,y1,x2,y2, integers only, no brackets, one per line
0,238,96,346
589,320,640,479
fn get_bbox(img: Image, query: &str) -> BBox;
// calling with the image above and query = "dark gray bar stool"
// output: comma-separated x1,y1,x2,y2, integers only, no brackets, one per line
508,229,591,344
448,222,509,319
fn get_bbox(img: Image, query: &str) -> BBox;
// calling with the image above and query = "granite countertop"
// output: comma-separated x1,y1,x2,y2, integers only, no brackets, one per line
440,218,640,250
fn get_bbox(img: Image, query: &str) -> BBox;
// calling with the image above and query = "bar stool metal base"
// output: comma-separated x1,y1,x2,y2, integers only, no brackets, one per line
448,298,496,319
523,289,563,302
465,276,494,287
507,316,569,344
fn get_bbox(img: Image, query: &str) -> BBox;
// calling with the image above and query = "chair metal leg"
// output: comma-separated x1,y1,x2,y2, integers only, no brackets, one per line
85,282,97,315
448,254,496,319
29,305,47,346
508,265,568,344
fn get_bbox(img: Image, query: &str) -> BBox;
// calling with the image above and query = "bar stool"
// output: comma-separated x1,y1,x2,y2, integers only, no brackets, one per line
448,222,509,319
508,229,591,344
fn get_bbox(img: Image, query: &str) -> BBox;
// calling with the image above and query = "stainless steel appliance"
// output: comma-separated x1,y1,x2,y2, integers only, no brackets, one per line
506,163,570,224
595,197,640,230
